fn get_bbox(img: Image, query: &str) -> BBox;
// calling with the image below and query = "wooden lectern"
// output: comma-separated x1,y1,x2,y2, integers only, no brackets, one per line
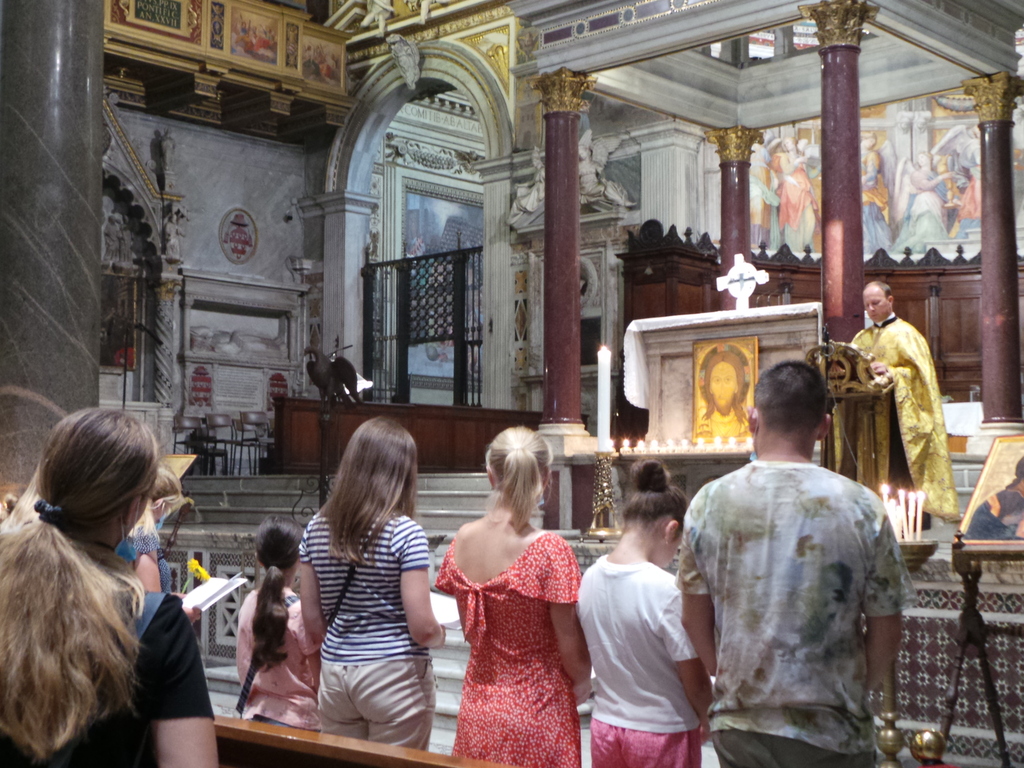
806,342,893,486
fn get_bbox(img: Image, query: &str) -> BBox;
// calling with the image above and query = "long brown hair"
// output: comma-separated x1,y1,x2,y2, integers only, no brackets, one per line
252,516,303,670
0,409,159,761
486,427,551,530
323,417,418,564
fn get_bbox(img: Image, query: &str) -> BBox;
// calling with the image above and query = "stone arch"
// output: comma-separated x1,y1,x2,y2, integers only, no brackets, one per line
326,40,514,194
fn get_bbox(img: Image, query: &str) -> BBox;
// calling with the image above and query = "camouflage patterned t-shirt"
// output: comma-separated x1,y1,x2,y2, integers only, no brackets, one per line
678,460,915,754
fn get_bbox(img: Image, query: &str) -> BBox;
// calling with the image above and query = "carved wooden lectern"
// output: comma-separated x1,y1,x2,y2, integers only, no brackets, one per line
806,341,893,485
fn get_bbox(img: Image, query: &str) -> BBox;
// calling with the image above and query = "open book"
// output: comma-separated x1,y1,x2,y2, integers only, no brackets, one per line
181,573,248,612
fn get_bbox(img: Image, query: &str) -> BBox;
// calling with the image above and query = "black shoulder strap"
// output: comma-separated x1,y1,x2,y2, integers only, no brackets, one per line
326,563,357,630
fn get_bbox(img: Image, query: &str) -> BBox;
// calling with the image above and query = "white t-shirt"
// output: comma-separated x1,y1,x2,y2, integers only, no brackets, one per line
577,556,700,733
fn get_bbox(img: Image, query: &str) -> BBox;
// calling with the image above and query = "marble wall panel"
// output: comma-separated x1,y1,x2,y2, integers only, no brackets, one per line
115,109,306,282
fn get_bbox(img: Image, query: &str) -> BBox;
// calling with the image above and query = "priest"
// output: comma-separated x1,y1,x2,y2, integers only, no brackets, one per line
852,282,959,522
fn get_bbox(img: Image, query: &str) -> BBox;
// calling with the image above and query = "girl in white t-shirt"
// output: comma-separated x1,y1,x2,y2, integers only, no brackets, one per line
578,460,712,768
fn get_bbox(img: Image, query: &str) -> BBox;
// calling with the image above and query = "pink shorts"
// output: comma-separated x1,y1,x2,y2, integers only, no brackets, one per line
591,718,702,768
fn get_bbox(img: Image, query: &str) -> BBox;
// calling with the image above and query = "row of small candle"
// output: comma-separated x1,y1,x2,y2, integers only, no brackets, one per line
881,484,926,542
619,436,755,454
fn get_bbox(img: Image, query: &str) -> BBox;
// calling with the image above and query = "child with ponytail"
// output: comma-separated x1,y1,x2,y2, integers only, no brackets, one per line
577,459,712,768
436,426,591,768
236,516,321,731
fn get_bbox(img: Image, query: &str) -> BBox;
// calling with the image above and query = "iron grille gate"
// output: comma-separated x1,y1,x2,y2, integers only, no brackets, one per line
362,246,483,406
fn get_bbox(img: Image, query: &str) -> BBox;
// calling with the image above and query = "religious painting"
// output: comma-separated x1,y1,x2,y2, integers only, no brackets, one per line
229,6,279,65
219,208,258,264
403,182,483,256
99,274,138,370
958,436,1024,550
692,337,758,442
301,33,343,87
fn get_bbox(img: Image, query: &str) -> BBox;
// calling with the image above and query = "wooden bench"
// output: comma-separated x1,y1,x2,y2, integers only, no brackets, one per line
215,716,503,768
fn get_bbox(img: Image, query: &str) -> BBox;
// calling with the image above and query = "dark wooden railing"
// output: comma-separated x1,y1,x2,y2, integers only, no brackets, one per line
215,717,502,768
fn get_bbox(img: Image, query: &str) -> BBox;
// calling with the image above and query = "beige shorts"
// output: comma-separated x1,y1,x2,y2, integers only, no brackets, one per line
318,656,436,750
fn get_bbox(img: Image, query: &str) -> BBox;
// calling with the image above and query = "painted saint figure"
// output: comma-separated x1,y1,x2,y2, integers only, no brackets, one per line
891,153,953,254
769,138,818,253
964,457,1024,541
861,133,891,254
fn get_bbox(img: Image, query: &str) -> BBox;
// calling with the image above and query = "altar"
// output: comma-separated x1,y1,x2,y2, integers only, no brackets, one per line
623,302,823,445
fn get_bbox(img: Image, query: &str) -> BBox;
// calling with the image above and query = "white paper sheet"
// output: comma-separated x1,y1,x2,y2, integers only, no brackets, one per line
430,591,461,629
181,574,248,612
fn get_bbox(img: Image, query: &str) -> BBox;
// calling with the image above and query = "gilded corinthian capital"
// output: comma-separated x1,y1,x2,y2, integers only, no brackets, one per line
799,0,878,47
963,72,1024,123
532,67,596,114
706,126,764,163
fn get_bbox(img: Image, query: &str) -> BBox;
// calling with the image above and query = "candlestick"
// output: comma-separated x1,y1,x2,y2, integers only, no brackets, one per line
597,346,612,453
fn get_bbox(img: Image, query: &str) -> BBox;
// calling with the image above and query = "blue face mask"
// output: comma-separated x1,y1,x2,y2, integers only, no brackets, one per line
154,515,165,531
116,520,137,563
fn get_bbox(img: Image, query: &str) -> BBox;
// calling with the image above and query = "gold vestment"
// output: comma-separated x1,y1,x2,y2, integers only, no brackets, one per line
852,318,959,521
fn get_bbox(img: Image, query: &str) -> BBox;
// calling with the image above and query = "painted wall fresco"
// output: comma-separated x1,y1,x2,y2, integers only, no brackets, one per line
751,93,1024,255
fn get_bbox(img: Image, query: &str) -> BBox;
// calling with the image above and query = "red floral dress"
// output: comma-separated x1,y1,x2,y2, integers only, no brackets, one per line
436,532,582,768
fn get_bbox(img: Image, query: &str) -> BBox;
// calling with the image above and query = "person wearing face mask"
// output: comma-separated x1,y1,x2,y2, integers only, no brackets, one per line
0,408,217,768
852,281,959,524
130,462,186,594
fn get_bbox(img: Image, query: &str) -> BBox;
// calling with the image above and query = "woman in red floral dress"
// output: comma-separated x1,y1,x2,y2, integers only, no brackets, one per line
436,427,591,768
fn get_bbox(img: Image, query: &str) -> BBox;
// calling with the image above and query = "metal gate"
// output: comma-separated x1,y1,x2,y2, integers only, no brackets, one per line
362,246,483,406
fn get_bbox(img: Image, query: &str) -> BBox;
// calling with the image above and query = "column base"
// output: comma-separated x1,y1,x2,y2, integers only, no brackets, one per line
966,420,1024,456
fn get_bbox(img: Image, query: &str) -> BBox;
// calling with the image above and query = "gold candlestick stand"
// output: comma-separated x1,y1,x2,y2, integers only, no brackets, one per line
877,538,938,768
582,452,620,542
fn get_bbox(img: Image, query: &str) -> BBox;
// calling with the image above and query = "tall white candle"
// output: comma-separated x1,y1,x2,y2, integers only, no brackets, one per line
916,491,926,540
597,346,612,453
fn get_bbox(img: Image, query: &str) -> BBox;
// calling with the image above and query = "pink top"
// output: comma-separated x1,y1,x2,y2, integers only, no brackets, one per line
236,588,321,730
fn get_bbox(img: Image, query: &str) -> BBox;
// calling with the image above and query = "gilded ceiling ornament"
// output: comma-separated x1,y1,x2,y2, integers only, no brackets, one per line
532,67,596,114
962,72,1024,123
706,126,764,163
798,0,878,48
156,280,180,302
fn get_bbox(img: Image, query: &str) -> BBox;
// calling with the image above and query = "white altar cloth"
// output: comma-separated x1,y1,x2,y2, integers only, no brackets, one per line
942,401,983,437
624,303,823,409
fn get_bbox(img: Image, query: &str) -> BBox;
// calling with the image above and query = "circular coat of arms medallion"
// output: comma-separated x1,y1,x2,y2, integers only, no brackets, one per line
219,208,258,264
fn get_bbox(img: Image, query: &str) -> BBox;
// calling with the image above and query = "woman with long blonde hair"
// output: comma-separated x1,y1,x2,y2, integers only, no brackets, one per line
0,409,217,768
300,417,444,747
436,426,591,768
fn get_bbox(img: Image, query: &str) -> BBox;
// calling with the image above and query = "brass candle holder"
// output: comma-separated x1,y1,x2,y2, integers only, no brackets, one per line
877,538,938,768
582,452,620,542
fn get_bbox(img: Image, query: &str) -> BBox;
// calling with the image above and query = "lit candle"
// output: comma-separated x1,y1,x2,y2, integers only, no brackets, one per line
881,484,890,507
727,436,737,450
916,491,926,540
713,436,723,451
906,491,917,542
650,439,660,453
897,489,907,541
621,439,631,454
666,439,676,453
681,439,691,452
696,438,705,451
597,346,612,453
637,440,646,453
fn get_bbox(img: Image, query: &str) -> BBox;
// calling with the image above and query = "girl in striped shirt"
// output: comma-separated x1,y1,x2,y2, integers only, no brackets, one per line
300,417,445,748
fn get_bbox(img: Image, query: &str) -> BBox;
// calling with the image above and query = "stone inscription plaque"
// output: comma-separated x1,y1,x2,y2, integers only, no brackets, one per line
134,0,182,29
217,367,263,409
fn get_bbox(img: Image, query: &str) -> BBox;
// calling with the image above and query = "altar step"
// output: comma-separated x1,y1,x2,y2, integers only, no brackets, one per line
182,473,491,535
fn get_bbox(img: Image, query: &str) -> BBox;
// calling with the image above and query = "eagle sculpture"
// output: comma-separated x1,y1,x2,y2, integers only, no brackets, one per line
304,345,361,407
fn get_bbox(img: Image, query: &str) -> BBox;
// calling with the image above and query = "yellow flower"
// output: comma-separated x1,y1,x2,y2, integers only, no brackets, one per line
187,558,210,583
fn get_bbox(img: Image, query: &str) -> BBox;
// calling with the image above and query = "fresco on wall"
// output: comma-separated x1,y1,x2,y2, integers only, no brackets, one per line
404,190,483,256
751,91,1023,255
302,38,343,87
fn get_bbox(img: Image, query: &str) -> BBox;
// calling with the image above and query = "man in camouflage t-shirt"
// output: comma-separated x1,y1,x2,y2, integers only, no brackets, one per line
679,361,915,768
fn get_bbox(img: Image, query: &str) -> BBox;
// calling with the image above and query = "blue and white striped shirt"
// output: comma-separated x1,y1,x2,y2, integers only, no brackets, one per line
300,514,431,665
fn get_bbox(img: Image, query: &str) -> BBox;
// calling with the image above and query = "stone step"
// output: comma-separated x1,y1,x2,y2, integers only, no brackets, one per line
418,473,491,492
432,659,466,695
416,489,491,511
207,665,240,696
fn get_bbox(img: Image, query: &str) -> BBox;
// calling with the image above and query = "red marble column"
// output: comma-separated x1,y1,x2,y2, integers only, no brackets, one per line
708,127,764,311
964,72,1024,424
533,68,595,426
803,1,875,342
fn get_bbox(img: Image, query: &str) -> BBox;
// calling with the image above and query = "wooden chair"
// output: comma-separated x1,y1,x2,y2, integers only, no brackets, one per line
172,415,208,473
238,411,272,475
202,413,236,475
